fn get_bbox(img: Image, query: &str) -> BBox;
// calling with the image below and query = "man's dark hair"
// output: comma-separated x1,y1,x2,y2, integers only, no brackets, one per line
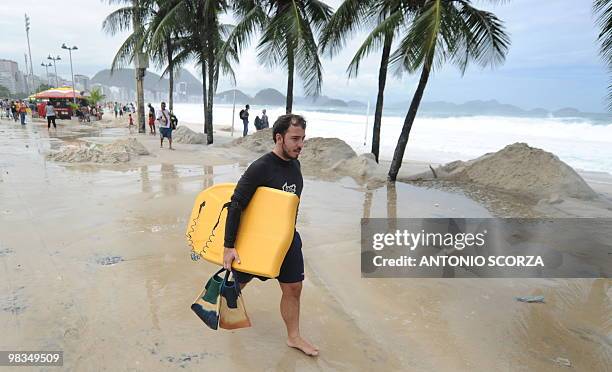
272,114,307,143
246,104,250,109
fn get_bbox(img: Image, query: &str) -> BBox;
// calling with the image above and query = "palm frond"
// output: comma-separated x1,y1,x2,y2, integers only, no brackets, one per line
594,0,612,108
347,9,404,77
319,0,376,57
102,6,136,36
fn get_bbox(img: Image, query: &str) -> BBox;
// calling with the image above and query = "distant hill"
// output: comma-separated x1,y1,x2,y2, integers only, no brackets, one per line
91,68,202,96
253,88,285,105
389,99,612,120
215,89,251,104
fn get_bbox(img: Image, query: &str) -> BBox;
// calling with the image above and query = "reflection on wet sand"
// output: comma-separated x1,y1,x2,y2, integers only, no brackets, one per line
140,165,152,193
203,165,214,189
161,163,180,196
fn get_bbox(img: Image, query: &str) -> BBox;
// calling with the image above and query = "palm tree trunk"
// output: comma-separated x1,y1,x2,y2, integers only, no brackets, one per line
286,47,294,114
201,57,208,135
133,0,146,133
166,37,174,112
136,68,146,133
388,60,432,181
206,54,214,144
371,32,393,163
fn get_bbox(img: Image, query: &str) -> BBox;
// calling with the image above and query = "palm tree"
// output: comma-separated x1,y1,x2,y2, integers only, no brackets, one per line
89,87,107,105
153,0,237,143
594,0,612,109
227,0,333,113
145,1,184,113
102,0,150,132
321,0,420,163
104,1,180,115
387,0,510,181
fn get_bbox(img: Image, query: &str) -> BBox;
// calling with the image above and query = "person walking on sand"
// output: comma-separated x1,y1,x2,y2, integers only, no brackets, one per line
147,103,156,135
11,101,18,122
114,102,119,118
239,104,250,137
261,109,269,129
128,113,135,133
157,101,173,150
45,101,57,130
223,114,318,357
18,101,27,125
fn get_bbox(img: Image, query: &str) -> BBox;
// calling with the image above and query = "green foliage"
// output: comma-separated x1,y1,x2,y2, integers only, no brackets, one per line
226,0,333,97
89,87,106,105
594,0,612,109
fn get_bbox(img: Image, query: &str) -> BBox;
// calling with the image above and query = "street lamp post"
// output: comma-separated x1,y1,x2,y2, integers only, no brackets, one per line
47,55,61,87
41,62,52,86
61,43,78,104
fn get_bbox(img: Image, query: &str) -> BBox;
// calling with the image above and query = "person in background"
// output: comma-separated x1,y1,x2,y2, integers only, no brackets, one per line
18,101,27,125
240,104,250,137
46,100,57,130
157,101,173,150
128,113,134,133
147,103,156,135
261,109,269,129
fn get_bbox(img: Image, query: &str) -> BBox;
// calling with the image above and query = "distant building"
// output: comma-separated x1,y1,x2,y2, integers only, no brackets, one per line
48,73,70,88
74,74,90,91
0,59,20,93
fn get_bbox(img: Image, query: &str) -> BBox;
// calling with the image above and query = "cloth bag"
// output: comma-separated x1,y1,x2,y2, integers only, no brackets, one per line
219,270,252,330
191,268,225,330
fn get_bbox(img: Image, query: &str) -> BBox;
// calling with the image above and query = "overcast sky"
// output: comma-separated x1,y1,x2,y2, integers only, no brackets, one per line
0,0,608,112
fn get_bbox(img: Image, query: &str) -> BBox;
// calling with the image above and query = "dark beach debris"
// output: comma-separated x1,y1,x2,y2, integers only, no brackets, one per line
96,256,124,266
1,287,27,315
0,247,14,257
162,352,216,365
515,295,545,303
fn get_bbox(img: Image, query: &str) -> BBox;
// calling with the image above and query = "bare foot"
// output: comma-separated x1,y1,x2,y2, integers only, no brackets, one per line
287,336,319,356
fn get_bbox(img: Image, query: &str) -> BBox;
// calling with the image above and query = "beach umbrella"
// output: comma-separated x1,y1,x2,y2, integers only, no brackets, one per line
31,87,84,99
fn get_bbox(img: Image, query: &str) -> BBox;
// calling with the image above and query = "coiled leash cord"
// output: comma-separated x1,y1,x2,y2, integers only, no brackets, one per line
186,201,231,261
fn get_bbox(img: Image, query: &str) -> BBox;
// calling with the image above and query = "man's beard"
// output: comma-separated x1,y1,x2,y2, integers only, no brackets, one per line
282,142,298,160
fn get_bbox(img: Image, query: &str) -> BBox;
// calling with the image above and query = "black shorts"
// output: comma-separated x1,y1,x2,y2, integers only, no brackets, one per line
234,231,304,284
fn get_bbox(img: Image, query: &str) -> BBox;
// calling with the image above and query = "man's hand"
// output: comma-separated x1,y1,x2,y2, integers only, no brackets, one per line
223,248,241,270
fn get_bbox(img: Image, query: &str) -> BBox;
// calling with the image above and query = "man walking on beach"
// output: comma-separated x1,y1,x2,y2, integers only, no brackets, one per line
157,101,173,150
240,104,250,137
223,114,318,356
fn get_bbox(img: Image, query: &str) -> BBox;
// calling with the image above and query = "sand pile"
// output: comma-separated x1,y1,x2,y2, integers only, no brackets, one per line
327,153,385,181
406,143,598,201
300,137,357,170
226,128,274,153
172,126,206,144
227,131,383,182
300,139,386,182
48,138,149,163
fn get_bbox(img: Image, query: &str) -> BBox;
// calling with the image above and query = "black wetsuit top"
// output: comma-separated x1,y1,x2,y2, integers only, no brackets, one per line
224,151,303,248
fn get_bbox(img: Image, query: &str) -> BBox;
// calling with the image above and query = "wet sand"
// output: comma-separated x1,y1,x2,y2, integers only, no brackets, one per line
0,117,610,371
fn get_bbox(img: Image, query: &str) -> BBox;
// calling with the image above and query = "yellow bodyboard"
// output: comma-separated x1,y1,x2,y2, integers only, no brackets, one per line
186,183,299,278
